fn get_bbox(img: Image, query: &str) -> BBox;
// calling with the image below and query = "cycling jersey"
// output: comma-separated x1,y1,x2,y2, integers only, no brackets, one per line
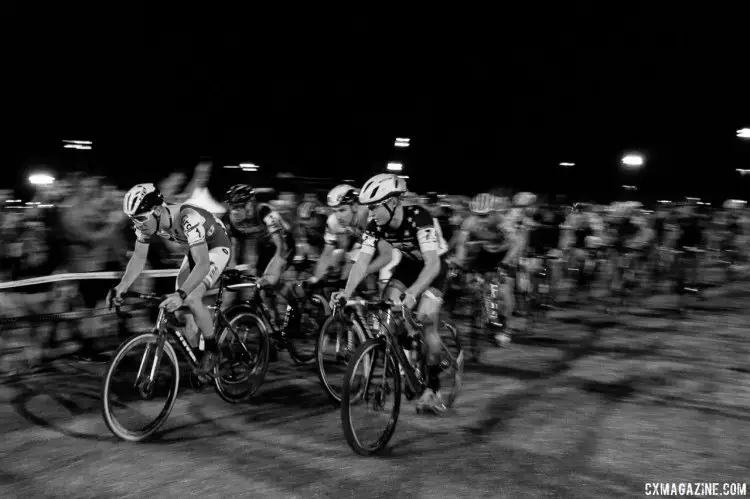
135,203,231,249
360,205,448,261
224,203,295,252
460,215,513,254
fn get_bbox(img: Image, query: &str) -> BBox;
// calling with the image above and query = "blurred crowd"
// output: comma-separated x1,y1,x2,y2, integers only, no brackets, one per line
0,161,747,369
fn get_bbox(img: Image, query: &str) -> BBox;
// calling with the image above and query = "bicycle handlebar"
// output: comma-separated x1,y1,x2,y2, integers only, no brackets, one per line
334,296,423,330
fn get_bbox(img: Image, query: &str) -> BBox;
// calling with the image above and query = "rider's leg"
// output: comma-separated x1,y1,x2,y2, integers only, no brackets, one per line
186,247,230,371
174,257,201,346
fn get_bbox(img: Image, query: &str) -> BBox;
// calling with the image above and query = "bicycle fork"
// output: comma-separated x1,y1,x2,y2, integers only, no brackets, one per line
135,310,170,398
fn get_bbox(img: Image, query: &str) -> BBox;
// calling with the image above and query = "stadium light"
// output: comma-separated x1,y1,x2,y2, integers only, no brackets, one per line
737,169,750,176
395,137,410,148
737,128,750,139
559,162,575,167
387,162,403,172
29,174,55,186
223,165,240,169
621,154,644,167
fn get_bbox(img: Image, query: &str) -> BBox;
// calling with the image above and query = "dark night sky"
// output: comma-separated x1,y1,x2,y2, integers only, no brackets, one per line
5,4,749,202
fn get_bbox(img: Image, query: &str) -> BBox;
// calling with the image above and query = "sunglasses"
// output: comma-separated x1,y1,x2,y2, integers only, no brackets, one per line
130,212,152,224
367,200,389,212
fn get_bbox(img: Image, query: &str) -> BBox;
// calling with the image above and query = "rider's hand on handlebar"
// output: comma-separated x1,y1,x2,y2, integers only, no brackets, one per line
395,292,417,310
330,290,349,309
107,287,124,310
159,292,184,313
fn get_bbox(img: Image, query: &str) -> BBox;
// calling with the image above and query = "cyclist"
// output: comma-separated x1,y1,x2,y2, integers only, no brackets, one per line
454,193,521,346
223,184,295,289
332,173,450,414
564,203,605,293
295,199,328,261
308,184,371,286
110,183,232,373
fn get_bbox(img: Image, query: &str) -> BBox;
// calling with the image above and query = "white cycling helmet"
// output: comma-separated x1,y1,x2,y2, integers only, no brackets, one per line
123,183,163,216
513,192,537,207
327,184,359,207
358,174,407,205
470,193,497,215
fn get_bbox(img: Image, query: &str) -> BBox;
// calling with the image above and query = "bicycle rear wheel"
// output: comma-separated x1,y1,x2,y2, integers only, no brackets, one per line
341,338,401,456
101,333,180,442
438,321,464,408
214,312,271,403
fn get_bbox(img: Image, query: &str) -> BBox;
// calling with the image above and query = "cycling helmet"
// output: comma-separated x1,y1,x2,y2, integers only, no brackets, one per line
512,192,537,207
224,184,256,205
123,183,164,216
297,201,319,220
327,184,359,207
358,174,407,205
470,193,497,215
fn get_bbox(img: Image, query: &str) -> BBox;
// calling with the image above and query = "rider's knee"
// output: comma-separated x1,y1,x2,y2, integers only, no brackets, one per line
416,289,442,325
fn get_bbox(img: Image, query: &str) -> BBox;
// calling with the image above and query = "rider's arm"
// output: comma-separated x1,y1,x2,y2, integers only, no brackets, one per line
342,250,373,297
181,242,211,296
312,243,336,280
179,208,213,295
312,216,340,280
403,213,443,298
453,218,473,266
502,228,524,265
342,222,378,296
366,239,394,274
117,240,149,291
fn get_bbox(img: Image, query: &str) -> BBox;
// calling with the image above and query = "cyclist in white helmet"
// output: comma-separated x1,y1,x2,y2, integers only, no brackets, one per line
332,173,450,414
308,184,381,286
454,193,521,348
111,183,232,374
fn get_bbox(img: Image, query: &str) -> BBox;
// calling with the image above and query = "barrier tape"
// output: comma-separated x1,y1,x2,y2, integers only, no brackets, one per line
0,269,180,290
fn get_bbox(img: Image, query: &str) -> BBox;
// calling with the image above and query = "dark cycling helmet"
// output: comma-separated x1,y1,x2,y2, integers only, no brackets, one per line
224,184,256,205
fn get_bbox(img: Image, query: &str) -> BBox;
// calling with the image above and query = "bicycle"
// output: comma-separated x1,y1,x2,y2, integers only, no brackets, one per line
517,254,556,332
340,297,464,456
672,246,707,312
101,268,269,442
463,265,510,361
235,275,330,366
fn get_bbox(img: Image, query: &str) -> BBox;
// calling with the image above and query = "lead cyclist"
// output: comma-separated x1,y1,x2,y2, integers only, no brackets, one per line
109,183,232,374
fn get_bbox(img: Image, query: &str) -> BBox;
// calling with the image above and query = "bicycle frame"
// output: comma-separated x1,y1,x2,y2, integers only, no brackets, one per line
371,307,426,400
131,279,258,390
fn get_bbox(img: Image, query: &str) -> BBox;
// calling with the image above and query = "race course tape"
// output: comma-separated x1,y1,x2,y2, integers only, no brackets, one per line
0,269,180,290
0,264,256,291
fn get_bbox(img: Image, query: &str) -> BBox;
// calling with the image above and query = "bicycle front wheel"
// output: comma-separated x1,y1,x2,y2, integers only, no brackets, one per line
341,338,401,456
101,333,180,442
316,315,368,404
